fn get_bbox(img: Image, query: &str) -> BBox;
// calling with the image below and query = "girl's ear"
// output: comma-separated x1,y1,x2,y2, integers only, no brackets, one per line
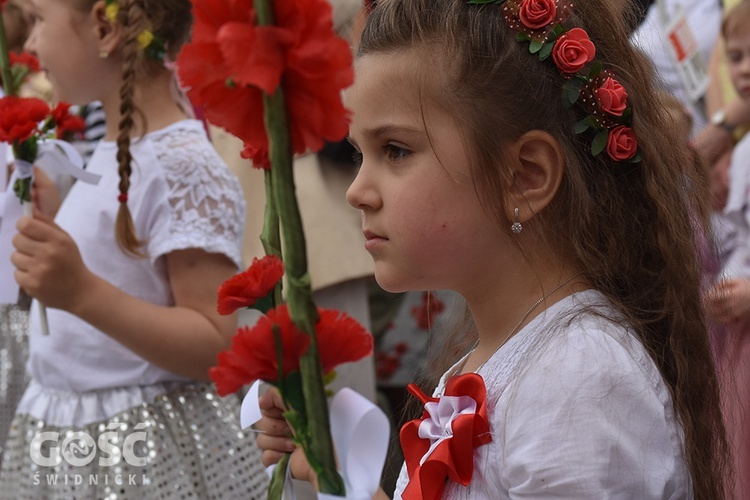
91,0,124,57
503,130,564,225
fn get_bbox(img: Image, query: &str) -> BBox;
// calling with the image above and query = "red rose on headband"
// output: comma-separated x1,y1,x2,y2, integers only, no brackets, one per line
552,28,596,74
519,0,557,29
595,77,628,116
606,125,637,161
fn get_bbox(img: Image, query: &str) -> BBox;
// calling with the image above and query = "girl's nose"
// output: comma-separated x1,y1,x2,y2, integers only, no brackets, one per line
346,163,381,211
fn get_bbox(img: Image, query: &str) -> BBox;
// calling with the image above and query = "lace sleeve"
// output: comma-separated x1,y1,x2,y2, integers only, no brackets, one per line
147,127,246,269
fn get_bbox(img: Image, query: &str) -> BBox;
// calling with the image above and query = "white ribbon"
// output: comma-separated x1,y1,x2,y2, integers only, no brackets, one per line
417,395,477,466
0,140,101,305
241,382,390,500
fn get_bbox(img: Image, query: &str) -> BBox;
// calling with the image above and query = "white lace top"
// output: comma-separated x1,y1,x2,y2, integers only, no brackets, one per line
23,120,245,425
394,290,690,499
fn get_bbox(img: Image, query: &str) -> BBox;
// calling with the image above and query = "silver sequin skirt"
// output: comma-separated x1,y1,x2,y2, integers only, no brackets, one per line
0,382,270,499
0,303,31,468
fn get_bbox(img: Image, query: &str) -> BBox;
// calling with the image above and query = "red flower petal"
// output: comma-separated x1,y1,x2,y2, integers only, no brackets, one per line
0,96,50,144
315,309,373,373
216,254,284,315
177,0,353,167
210,304,371,396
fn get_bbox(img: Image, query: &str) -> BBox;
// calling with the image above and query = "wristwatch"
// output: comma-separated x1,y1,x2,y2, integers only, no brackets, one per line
711,108,735,133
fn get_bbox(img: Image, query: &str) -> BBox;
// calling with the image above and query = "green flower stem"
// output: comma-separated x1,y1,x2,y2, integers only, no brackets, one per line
0,7,14,95
261,169,283,306
254,0,345,495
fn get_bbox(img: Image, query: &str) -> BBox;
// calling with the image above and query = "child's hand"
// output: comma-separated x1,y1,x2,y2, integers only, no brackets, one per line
255,387,318,488
31,167,62,219
11,212,93,312
706,278,750,324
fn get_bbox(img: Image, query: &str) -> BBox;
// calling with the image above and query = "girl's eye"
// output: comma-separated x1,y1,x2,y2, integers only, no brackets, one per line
727,51,743,64
352,149,363,166
383,143,410,162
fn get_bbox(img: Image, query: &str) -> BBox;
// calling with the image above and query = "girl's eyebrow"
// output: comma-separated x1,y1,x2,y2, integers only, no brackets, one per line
363,124,422,140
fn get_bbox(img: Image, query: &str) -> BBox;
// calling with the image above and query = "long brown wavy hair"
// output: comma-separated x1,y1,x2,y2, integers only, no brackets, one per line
358,0,728,497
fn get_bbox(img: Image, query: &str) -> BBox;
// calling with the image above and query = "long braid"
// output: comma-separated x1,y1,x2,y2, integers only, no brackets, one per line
114,0,146,256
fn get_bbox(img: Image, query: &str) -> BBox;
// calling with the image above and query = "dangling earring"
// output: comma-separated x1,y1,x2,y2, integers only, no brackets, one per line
511,207,523,234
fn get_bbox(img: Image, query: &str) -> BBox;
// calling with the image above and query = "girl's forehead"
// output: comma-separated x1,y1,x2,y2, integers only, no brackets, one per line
346,50,448,116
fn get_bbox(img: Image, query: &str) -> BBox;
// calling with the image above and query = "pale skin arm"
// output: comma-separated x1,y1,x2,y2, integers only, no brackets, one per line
705,278,750,324
256,388,390,500
694,97,750,166
11,212,236,380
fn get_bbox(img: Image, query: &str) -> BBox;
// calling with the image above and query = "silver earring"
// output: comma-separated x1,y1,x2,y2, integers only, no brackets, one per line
511,207,523,234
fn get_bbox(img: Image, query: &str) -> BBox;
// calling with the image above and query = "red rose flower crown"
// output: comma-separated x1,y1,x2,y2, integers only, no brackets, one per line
470,0,640,163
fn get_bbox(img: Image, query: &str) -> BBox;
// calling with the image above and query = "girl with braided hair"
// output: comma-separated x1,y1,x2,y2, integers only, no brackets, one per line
1,0,269,497
256,0,729,497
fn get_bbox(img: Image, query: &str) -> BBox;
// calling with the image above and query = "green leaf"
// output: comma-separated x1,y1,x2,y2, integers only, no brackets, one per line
629,152,642,163
589,61,603,79
529,39,544,54
250,292,275,314
566,78,582,105
574,118,591,134
267,454,290,500
538,42,554,61
468,0,502,3
591,130,609,156
516,32,530,42
281,371,307,419
13,177,31,203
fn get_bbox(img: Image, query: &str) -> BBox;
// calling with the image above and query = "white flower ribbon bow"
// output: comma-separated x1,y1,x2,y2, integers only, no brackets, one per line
241,380,390,499
0,140,101,304
418,395,478,465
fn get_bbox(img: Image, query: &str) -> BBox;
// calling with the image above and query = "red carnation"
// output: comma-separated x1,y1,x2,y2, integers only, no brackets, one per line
209,305,373,395
595,77,628,117
606,125,638,161
552,28,596,75
177,0,353,169
51,102,86,140
0,96,49,144
216,254,284,315
9,52,40,73
518,0,557,29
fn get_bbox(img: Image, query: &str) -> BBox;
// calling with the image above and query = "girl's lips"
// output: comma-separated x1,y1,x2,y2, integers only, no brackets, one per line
363,230,387,251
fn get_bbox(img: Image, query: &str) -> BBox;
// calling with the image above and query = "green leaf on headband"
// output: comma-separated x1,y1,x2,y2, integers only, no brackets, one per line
468,0,502,3
529,39,544,54
574,117,592,134
539,42,554,61
566,78,583,105
589,61,603,79
516,32,530,42
592,130,608,156
629,153,642,163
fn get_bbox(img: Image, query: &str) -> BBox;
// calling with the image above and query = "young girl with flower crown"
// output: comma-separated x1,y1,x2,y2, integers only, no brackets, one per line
255,0,729,497
0,0,269,497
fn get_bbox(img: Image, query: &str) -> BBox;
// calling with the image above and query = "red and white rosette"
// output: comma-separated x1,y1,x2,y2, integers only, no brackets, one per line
400,373,492,500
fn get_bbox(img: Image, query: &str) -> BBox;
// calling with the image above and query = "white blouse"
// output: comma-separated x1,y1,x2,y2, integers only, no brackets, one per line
20,120,245,426
394,290,690,498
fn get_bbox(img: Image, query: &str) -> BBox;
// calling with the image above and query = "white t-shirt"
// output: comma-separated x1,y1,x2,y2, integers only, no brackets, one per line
26,120,245,395
394,290,690,499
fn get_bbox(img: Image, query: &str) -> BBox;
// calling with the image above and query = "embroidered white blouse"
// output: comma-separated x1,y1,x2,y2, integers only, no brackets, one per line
394,290,690,499
20,120,245,427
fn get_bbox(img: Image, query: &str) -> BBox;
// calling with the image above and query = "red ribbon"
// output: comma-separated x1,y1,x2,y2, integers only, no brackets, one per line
400,373,492,500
